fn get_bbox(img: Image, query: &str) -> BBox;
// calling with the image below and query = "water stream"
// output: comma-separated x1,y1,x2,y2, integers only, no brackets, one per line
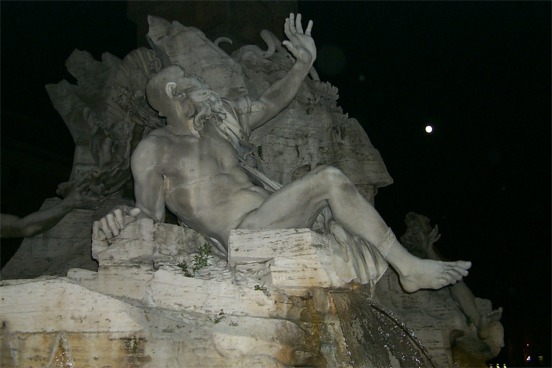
331,291,438,368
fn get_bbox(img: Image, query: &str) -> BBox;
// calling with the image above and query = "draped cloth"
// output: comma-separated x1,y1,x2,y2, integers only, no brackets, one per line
214,98,389,288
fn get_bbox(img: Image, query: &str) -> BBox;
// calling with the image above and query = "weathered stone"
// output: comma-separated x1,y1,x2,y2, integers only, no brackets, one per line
373,269,466,367
144,268,280,318
67,266,154,301
1,213,491,367
229,228,387,289
229,228,322,263
0,254,354,366
92,219,156,267
0,278,144,334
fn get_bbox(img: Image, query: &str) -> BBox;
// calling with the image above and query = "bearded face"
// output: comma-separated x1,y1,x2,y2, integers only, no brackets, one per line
187,87,227,131
147,66,231,133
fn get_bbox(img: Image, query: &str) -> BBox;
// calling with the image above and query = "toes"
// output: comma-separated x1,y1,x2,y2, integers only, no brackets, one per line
444,269,460,282
453,265,469,278
436,275,459,289
447,261,470,276
446,268,467,281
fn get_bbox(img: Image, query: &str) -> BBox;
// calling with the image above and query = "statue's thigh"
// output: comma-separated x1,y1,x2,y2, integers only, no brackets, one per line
238,176,329,230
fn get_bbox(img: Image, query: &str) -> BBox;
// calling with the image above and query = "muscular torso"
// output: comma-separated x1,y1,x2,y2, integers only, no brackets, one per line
142,122,268,246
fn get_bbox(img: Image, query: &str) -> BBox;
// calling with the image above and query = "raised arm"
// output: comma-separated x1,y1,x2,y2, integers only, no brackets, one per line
247,13,317,130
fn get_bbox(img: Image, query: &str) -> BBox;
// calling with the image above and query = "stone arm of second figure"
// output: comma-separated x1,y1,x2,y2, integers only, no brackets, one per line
2,184,105,238
246,13,316,131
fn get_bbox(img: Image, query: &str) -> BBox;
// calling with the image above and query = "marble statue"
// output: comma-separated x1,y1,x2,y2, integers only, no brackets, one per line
0,10,503,367
95,14,470,293
3,12,391,282
400,212,504,365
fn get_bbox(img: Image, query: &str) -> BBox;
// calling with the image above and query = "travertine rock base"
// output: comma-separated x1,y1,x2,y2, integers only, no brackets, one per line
1,221,363,367
1,220,486,367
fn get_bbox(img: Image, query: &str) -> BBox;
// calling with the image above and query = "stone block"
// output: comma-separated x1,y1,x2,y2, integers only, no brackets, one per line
92,219,156,267
144,268,283,318
228,228,324,263
228,229,338,289
67,266,154,301
0,278,144,334
270,256,332,288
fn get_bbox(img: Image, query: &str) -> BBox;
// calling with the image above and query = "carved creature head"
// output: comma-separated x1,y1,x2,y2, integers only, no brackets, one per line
400,212,433,257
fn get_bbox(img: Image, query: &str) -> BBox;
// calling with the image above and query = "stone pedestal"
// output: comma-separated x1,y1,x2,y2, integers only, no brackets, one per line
2,220,483,366
1,221,362,367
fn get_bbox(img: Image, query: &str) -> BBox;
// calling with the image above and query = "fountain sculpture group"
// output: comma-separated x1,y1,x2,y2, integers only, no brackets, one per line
0,14,502,367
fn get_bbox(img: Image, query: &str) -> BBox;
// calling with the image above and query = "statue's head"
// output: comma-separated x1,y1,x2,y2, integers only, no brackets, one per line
146,65,202,114
146,65,226,130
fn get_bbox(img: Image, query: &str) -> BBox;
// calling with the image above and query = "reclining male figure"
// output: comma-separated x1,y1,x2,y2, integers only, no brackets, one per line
95,14,470,292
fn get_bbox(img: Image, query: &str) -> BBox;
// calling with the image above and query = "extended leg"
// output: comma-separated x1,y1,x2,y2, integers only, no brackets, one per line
238,166,470,292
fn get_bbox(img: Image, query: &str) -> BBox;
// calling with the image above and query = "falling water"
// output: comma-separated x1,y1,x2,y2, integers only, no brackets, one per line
331,291,438,368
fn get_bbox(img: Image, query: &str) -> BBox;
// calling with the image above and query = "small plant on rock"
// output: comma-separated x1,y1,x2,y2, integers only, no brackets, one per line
192,244,211,273
177,244,211,277
177,262,193,277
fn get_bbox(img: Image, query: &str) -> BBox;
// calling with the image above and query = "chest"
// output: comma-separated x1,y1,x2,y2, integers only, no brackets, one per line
161,128,238,178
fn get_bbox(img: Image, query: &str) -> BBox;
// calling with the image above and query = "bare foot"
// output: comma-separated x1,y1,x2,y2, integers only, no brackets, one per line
398,258,471,293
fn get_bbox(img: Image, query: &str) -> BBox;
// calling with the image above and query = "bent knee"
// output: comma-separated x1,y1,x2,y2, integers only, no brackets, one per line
307,166,357,199
311,166,350,185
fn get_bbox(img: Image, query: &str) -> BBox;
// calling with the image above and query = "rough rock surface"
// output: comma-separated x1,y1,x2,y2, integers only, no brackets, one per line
1,220,446,367
0,221,350,367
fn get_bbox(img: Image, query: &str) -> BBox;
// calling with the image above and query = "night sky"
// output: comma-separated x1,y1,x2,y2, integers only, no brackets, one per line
1,1,550,366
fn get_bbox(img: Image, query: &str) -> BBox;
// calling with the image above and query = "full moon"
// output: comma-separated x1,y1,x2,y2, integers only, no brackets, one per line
425,125,433,134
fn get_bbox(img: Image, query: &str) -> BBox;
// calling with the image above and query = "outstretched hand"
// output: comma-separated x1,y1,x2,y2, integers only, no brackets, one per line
428,225,441,246
283,13,316,66
93,205,141,240
424,225,442,260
